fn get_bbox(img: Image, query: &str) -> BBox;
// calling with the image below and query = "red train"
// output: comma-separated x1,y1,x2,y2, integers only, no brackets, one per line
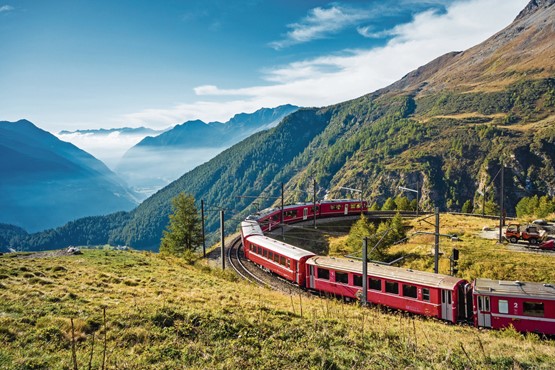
240,209,555,335
246,199,367,232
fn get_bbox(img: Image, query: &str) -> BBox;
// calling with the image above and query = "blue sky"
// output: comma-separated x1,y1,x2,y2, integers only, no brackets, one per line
0,0,527,133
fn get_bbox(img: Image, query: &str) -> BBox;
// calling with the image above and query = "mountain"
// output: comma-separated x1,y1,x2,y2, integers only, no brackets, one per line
0,120,139,232
5,0,555,251
115,104,299,196
56,126,168,172
58,127,165,136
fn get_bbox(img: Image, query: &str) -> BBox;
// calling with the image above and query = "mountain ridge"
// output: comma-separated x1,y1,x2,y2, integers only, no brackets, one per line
0,120,139,232
115,104,299,197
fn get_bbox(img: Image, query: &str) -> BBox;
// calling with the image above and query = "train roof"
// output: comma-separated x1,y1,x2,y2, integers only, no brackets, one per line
240,221,263,238
473,278,555,300
247,235,316,261
248,199,365,220
307,256,465,290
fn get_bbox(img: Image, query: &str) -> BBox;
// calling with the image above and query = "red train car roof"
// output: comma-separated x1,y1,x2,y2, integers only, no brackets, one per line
307,256,465,290
240,220,264,238
473,278,555,300
247,235,316,261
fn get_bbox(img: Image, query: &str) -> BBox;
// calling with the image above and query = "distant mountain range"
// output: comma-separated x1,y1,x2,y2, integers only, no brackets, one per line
116,104,299,196
3,0,554,251
59,127,165,136
0,120,139,232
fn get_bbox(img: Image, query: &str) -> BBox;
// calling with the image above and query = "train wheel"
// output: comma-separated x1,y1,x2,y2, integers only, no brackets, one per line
529,238,538,245
509,237,518,243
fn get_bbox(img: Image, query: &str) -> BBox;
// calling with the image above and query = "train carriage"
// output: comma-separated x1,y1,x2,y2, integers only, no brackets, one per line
306,256,470,323
249,200,369,232
240,221,315,285
472,278,555,335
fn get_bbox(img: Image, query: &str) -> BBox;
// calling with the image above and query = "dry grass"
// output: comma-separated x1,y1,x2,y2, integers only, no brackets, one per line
1,231,554,369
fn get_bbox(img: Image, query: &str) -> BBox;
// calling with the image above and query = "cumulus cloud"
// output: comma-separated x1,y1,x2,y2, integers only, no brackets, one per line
123,0,527,128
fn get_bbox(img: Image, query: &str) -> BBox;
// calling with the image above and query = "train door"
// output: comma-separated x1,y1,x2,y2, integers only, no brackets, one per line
303,208,308,220
344,204,349,215
308,265,315,289
441,289,453,322
477,295,491,328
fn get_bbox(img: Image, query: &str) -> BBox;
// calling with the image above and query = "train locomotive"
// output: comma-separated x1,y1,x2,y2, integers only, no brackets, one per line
239,200,555,336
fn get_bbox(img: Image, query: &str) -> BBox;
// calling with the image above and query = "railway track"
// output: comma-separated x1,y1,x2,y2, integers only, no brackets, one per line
226,236,268,286
226,236,307,295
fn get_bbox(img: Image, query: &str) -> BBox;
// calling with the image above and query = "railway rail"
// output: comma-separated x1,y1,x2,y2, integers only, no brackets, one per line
227,235,308,295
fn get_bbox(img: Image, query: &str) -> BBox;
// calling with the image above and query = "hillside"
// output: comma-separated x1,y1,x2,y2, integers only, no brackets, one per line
5,0,555,251
116,105,299,195
0,247,554,368
0,120,138,232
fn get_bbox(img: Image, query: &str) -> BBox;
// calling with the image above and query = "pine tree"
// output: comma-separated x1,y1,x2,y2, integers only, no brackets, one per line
461,200,473,214
160,193,202,256
388,212,406,244
346,215,376,255
381,197,396,211
394,196,411,211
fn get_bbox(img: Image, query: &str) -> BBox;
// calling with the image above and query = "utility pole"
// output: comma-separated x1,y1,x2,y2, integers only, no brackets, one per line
220,210,225,270
201,200,206,257
281,182,285,240
499,162,505,244
482,191,486,217
416,180,420,216
434,207,440,274
361,237,368,306
313,178,317,229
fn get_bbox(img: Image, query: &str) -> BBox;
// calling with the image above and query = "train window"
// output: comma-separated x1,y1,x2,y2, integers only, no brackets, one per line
284,210,298,218
268,251,273,261
263,248,268,258
317,268,330,280
353,275,363,287
274,253,280,263
369,278,381,291
257,246,262,255
280,256,286,266
385,281,399,295
498,300,509,314
402,284,417,298
286,259,291,269
422,288,430,301
335,272,348,284
523,302,544,317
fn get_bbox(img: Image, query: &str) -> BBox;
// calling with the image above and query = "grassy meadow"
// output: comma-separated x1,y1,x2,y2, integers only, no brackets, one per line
328,213,555,283
1,214,555,369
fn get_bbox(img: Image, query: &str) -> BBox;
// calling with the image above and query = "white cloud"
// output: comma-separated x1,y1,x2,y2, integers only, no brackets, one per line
57,131,152,170
123,0,528,128
0,4,14,12
269,5,373,49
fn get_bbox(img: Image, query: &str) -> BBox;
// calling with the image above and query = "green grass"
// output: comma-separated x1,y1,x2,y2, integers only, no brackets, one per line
1,240,554,369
